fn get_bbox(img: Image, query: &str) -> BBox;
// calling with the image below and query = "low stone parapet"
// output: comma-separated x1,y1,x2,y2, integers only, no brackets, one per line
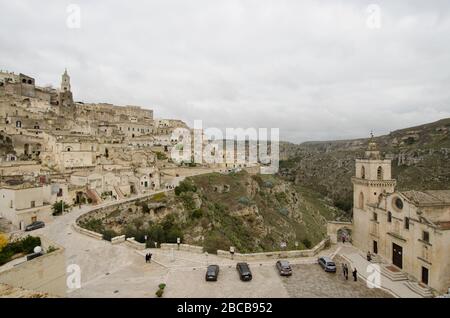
124,237,146,250
111,235,126,245
216,238,330,261
160,243,204,254
72,223,103,240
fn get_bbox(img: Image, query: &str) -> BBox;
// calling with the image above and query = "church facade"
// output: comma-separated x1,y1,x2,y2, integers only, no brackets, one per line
352,138,450,293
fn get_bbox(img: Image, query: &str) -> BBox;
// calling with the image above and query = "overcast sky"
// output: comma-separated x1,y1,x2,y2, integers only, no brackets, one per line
1,0,450,143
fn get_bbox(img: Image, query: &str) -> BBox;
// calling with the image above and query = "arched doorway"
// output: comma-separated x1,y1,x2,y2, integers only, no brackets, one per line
337,227,352,243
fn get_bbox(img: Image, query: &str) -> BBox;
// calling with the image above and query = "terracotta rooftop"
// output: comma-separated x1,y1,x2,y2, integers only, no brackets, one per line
400,190,450,206
436,221,450,230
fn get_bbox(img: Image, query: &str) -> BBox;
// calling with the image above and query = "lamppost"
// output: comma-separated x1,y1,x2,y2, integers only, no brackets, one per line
230,246,235,260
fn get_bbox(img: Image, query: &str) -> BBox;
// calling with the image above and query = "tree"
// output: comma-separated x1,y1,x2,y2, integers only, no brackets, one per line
52,201,70,216
0,233,8,252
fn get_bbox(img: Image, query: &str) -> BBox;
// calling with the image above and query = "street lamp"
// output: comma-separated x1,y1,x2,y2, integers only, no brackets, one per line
229,246,235,260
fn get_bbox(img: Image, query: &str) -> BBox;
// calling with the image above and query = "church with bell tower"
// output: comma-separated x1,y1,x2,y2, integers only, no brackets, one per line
348,135,450,294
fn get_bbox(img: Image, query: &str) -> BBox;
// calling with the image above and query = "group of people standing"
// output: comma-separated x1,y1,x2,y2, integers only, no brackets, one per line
145,253,152,263
342,263,358,281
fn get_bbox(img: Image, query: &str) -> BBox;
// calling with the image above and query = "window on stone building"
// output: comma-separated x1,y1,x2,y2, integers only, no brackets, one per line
373,212,378,221
422,231,430,243
30,201,35,208
358,192,364,209
361,166,365,179
377,166,383,180
404,217,410,230
387,211,392,223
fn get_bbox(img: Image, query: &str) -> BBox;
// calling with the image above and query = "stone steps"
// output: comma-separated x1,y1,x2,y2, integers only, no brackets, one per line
404,281,433,298
381,265,408,281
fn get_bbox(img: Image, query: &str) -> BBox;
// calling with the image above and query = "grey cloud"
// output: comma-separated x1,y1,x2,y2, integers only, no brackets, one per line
1,0,449,142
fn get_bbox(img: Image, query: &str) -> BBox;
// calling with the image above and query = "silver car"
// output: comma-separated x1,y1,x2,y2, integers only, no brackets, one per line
318,256,336,272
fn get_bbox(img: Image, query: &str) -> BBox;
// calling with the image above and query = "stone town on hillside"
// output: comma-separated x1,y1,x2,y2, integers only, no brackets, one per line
0,69,258,230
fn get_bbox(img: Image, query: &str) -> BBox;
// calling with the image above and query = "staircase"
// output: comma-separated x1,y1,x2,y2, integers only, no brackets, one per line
114,186,125,200
404,281,434,298
86,188,102,205
369,253,383,264
381,265,408,281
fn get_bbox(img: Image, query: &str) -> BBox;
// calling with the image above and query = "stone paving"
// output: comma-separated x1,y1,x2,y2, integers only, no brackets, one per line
283,255,392,298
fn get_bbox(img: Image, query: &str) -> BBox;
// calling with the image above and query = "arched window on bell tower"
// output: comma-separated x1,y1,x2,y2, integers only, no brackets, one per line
377,166,383,180
359,192,365,209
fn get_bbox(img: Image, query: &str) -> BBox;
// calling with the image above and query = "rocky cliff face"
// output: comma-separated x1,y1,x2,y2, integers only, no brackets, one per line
279,118,450,213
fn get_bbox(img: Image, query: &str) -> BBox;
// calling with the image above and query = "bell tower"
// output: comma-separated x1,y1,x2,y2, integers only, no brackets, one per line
351,133,396,250
61,68,71,92
352,133,396,209
58,68,74,109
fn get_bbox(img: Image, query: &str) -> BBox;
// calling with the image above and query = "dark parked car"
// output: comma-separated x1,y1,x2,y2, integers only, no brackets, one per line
276,260,292,276
318,256,336,272
25,221,45,231
236,262,252,281
205,265,220,281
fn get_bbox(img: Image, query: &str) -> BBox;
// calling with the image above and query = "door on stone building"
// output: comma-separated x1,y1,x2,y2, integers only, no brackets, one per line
421,267,429,285
373,240,378,254
392,243,403,269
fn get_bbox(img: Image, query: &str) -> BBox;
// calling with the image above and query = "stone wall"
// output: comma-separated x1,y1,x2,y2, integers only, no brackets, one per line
72,223,103,240
216,238,330,261
160,243,204,254
124,237,146,250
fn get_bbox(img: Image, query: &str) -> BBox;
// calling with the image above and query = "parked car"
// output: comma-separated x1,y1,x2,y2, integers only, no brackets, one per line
205,265,220,281
236,262,252,281
276,260,292,276
318,256,336,272
25,221,45,231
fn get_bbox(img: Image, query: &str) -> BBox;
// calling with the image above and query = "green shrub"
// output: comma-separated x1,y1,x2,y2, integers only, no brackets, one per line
190,209,203,219
80,219,104,233
151,192,166,202
278,207,289,216
237,196,251,206
302,238,312,249
174,180,197,196
52,201,70,216
155,289,164,298
102,230,119,242
158,283,166,290
0,236,41,266
181,192,196,210
47,246,58,253
156,152,167,160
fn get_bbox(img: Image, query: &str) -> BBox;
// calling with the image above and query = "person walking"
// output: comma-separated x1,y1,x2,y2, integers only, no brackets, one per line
148,253,152,263
353,267,358,281
367,251,372,262
145,253,149,263
344,264,349,280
